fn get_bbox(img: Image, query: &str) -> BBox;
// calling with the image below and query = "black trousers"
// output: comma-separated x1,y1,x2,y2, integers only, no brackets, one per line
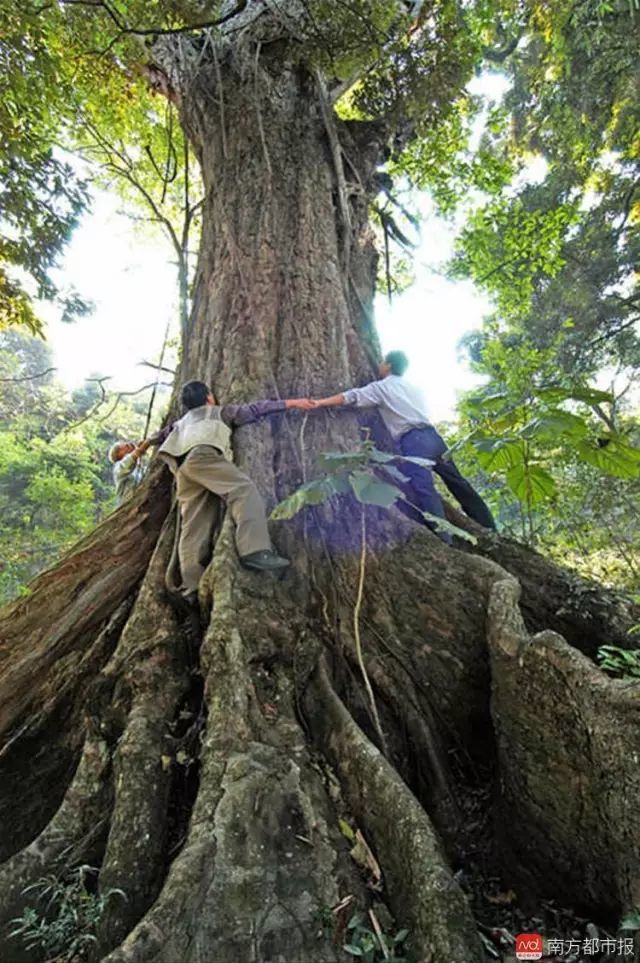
399,426,496,533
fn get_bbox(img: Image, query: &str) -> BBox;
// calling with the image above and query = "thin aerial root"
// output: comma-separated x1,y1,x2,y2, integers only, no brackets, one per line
304,658,485,963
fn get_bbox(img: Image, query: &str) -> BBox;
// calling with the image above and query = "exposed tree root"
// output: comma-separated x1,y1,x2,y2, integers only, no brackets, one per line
487,575,640,919
346,647,468,861
447,504,639,656
326,528,503,766
3,489,637,962
0,732,113,962
93,516,191,957
0,597,132,865
99,526,368,962
304,658,485,963
0,472,170,857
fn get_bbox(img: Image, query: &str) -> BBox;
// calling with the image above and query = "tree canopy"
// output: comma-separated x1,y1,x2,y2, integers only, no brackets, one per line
0,1,517,325
441,0,639,375
2,1,637,378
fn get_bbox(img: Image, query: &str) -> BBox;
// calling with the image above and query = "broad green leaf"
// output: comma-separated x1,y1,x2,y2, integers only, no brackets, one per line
490,410,523,433
536,386,614,405
270,479,333,520
534,387,575,404
367,448,397,464
327,473,352,494
317,451,367,472
561,386,615,405
520,410,589,441
465,390,509,412
506,463,557,506
349,471,401,508
472,435,523,471
575,440,640,479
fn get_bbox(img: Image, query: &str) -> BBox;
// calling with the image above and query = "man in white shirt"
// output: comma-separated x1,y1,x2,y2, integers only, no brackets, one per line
311,350,496,540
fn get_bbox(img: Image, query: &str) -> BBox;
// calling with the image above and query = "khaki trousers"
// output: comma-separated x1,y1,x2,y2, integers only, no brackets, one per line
175,445,271,591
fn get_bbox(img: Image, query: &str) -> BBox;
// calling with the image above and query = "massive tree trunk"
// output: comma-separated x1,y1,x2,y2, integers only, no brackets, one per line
1,11,639,963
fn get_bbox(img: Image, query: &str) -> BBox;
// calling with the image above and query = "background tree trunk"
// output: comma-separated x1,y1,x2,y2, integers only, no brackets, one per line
1,23,639,963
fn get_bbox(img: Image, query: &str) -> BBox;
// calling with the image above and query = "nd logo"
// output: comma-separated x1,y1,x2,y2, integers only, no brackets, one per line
515,933,543,960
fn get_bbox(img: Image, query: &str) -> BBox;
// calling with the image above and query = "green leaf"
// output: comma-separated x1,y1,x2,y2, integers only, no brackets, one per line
317,451,367,472
575,440,640,479
506,463,557,506
472,435,523,471
270,479,334,520
338,819,355,841
328,473,352,494
367,448,398,464
344,945,364,956
563,386,615,405
465,390,509,412
536,386,614,405
349,471,402,508
519,410,589,441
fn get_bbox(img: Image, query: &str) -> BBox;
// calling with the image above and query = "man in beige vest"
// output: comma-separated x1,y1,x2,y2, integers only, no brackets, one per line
153,380,312,596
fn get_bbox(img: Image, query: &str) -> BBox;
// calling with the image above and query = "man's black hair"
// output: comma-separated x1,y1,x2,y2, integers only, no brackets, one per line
181,380,210,410
384,350,409,376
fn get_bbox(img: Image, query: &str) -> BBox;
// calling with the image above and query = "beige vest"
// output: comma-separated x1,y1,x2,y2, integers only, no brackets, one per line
158,405,232,472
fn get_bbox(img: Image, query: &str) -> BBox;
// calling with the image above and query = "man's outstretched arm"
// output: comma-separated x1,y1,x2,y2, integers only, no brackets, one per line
312,393,346,407
313,381,385,408
142,427,172,448
221,398,314,427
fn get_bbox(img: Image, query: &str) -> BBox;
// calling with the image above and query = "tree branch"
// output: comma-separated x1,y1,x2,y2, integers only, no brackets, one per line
615,176,640,235
588,314,640,348
62,379,170,434
52,0,250,39
0,367,57,383
138,361,176,376
474,255,524,285
482,33,523,63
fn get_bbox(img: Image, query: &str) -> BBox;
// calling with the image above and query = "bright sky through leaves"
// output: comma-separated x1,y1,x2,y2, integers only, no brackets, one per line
40,187,492,423
37,73,512,423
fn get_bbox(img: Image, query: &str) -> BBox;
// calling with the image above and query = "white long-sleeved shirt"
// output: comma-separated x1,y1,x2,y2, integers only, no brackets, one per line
342,375,431,440
113,452,143,504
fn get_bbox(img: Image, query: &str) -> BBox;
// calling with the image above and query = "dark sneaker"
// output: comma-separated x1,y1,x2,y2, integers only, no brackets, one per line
240,550,290,572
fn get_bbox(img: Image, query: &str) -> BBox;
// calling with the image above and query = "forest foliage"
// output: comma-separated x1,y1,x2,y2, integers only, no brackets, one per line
0,0,638,598
0,330,166,604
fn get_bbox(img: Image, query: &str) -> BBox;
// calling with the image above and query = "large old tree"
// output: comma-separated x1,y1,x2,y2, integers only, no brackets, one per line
1,2,639,961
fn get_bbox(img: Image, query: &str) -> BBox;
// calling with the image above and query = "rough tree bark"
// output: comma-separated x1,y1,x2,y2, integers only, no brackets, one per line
1,7,639,962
